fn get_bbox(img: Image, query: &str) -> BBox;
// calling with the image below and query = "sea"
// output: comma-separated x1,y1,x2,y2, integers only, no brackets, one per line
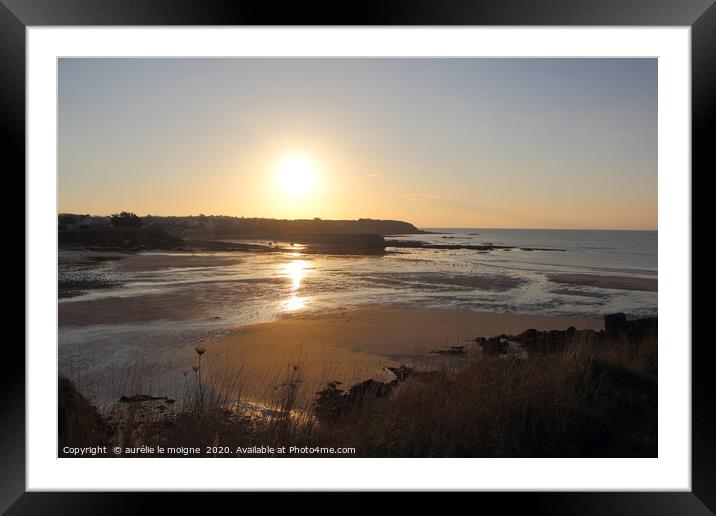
61,228,657,317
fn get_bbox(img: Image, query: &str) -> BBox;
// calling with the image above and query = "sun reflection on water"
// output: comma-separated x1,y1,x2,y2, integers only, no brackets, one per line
280,258,312,311
284,295,307,311
281,259,309,289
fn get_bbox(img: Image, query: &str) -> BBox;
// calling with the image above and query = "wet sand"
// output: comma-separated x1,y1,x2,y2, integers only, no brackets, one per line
58,249,245,271
548,273,657,292
115,253,244,273
59,291,214,326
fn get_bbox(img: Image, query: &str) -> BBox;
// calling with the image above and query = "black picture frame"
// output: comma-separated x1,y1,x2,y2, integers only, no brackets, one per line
5,0,711,513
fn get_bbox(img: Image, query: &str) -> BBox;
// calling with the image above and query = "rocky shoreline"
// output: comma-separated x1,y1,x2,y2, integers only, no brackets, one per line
476,313,657,358
386,239,565,252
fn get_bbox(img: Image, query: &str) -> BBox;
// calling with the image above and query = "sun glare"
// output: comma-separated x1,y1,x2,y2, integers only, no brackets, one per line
280,258,311,312
275,155,317,197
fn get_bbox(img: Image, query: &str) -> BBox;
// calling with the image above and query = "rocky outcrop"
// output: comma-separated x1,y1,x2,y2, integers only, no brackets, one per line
477,336,512,356
58,376,113,453
118,394,176,404
386,240,564,252
477,314,657,357
314,366,419,424
604,313,657,340
429,345,467,355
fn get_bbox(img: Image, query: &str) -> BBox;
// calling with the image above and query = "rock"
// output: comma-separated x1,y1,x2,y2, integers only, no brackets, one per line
476,315,655,358
429,345,467,356
59,376,112,453
119,394,173,403
315,366,420,425
605,313,627,336
346,379,396,403
478,337,510,356
604,313,657,342
387,365,416,381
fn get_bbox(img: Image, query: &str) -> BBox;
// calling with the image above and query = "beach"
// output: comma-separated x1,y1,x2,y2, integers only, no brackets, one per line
58,302,656,458
60,286,603,411
198,306,603,406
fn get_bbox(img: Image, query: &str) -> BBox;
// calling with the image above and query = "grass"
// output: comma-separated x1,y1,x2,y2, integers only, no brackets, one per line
58,327,657,458
308,333,657,457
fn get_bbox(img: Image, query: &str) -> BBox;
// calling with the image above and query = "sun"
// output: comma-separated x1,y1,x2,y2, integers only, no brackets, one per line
275,154,317,197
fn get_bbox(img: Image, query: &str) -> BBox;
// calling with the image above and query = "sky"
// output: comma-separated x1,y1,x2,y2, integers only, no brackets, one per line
58,58,657,229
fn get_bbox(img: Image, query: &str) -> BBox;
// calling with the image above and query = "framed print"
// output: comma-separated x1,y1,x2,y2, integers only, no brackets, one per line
6,0,713,512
